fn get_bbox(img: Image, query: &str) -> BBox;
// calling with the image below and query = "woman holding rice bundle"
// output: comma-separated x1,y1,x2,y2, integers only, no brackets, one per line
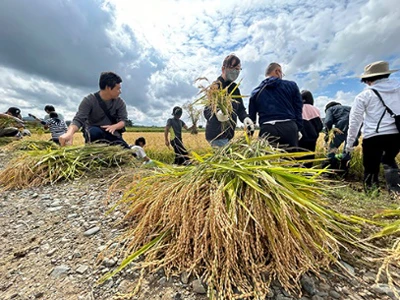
203,54,254,148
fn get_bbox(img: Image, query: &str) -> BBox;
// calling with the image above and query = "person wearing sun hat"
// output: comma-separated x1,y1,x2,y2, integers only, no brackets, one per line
346,61,400,193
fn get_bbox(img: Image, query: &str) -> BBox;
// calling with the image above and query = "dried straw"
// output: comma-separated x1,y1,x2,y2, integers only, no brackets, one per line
194,77,242,116
101,138,366,299
0,144,134,190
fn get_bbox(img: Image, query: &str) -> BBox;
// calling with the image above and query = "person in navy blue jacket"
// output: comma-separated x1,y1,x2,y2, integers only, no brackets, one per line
249,63,303,150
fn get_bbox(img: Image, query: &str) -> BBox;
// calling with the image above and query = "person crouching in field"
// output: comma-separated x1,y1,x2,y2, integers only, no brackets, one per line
130,137,151,164
59,72,130,149
31,112,67,144
165,106,192,165
0,107,25,138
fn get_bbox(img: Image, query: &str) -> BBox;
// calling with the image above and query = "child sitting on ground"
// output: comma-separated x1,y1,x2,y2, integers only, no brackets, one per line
130,137,151,163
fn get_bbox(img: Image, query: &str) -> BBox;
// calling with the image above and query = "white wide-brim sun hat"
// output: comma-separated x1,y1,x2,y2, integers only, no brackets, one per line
359,61,399,79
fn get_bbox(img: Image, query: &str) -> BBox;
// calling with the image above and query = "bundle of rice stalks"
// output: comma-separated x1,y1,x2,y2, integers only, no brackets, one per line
3,139,60,151
194,77,242,116
375,239,400,299
0,144,134,190
0,115,23,128
101,138,367,299
0,137,19,147
348,146,364,180
368,208,400,299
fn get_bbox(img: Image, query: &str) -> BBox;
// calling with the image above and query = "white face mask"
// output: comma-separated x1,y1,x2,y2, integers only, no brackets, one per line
226,69,240,82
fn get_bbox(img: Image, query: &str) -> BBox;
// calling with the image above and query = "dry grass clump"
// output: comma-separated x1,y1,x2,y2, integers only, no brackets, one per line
0,137,20,147
3,139,59,151
0,144,134,190
0,116,23,128
376,239,400,299
347,146,364,180
101,138,366,299
369,207,400,298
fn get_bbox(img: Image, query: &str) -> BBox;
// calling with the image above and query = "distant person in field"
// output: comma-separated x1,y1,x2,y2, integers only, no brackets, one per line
346,61,400,193
30,112,67,144
0,107,24,138
249,62,303,150
165,106,192,165
59,72,129,149
204,54,254,148
44,105,64,120
299,90,323,168
130,137,151,163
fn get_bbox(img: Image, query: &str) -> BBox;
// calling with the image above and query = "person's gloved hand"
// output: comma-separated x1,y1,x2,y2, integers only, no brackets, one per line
216,111,229,122
344,146,354,154
243,117,255,132
298,132,303,140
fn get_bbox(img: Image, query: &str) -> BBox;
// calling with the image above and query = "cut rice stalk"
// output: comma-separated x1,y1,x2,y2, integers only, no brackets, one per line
0,144,134,190
194,77,244,117
102,138,373,299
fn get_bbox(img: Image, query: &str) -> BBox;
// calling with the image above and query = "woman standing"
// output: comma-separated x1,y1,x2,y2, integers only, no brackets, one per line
346,61,400,193
299,90,323,168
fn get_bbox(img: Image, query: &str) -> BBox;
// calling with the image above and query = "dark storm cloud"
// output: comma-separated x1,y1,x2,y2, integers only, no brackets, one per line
0,0,121,87
0,0,170,115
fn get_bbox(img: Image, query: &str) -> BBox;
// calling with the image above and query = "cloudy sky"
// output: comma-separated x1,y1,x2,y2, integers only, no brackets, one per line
1,0,399,126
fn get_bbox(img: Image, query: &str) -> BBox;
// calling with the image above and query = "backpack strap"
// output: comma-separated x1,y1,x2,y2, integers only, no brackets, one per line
94,92,117,124
371,88,396,133
371,88,396,116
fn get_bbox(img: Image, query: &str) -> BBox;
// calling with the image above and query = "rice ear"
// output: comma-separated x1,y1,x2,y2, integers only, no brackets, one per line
104,138,374,299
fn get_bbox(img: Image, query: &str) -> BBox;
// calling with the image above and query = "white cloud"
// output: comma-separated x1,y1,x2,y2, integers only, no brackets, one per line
0,67,90,120
1,0,400,126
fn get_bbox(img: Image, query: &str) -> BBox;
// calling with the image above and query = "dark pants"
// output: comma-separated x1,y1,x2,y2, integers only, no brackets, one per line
259,120,298,151
362,133,400,188
171,138,189,165
85,126,130,149
329,132,347,150
51,138,60,145
0,127,20,137
298,139,317,168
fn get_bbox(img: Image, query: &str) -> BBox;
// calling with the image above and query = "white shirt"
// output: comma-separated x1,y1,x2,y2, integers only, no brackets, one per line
131,145,147,160
347,79,400,147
